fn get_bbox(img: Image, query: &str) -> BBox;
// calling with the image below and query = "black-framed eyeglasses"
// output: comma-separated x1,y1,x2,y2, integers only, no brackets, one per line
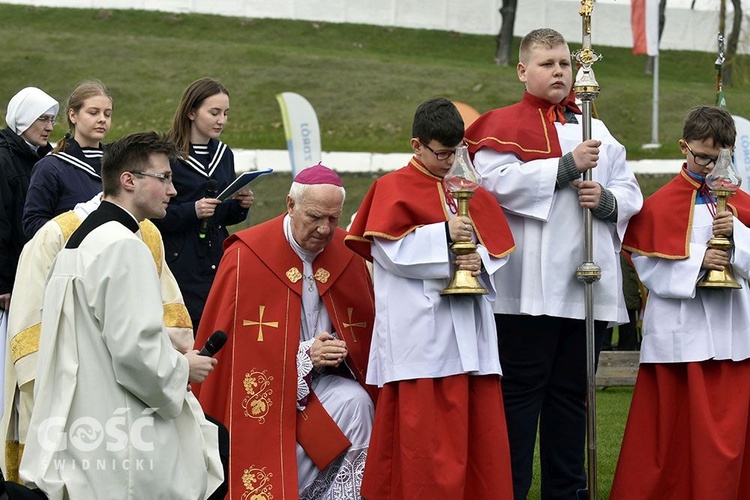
129,170,173,183
685,142,718,168
36,115,56,126
420,141,457,161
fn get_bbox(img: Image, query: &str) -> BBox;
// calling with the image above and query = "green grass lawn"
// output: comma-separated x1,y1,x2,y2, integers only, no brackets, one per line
527,387,634,499
2,4,750,160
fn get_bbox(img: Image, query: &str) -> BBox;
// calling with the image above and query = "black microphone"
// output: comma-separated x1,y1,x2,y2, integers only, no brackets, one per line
199,179,219,239
199,330,227,357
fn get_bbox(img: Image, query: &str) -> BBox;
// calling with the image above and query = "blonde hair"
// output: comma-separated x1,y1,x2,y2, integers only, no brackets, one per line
519,28,568,64
167,78,229,158
54,80,112,153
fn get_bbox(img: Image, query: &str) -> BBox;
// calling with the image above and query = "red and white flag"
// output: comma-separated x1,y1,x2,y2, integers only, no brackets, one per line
632,0,659,56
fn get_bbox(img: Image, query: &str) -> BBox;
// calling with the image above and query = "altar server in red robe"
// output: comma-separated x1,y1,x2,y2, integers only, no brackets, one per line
612,106,750,499
346,97,515,499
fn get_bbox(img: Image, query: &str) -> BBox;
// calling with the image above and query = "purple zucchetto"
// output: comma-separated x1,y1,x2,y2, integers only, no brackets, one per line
294,163,343,187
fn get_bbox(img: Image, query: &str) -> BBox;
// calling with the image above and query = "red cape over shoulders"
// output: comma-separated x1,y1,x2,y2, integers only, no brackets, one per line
464,91,580,162
345,158,514,260
623,167,750,258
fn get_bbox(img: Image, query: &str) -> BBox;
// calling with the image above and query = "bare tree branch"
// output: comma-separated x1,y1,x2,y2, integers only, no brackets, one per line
724,0,742,86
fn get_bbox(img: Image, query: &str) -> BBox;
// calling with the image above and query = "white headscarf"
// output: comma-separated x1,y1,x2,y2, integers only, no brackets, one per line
5,87,59,135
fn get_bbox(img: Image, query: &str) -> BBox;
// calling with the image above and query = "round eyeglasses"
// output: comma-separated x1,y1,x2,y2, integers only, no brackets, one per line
420,141,457,161
36,115,57,126
685,142,719,168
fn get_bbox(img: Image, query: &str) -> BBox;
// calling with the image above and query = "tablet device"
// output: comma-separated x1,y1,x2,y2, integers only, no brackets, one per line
218,168,274,202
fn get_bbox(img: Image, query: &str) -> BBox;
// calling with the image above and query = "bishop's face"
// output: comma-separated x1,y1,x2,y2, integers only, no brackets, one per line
286,184,344,254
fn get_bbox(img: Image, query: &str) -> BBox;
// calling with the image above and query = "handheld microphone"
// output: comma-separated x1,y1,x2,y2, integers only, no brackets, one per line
199,179,219,239
199,330,227,357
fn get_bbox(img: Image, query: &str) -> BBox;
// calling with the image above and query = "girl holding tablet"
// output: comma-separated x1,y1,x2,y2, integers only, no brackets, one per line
155,77,254,332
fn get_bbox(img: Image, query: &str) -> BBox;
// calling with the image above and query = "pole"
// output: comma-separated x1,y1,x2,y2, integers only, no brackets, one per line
651,55,660,144
642,54,661,149
572,1,602,498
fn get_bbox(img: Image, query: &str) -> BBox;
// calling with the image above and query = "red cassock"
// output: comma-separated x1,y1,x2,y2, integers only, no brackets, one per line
612,168,750,499
346,159,515,500
193,215,376,499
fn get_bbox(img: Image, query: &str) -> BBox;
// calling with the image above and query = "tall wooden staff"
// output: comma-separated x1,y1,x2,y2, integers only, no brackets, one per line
573,1,601,498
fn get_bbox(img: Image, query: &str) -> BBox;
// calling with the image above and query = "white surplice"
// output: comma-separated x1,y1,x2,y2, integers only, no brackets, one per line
19,210,221,500
635,207,750,363
473,118,643,323
367,221,507,387
1,200,193,482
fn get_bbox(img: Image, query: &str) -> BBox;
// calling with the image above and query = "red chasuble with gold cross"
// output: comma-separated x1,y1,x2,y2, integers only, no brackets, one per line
193,214,375,499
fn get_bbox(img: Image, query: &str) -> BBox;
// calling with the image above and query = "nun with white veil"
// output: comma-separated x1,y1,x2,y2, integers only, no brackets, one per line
0,86,58,479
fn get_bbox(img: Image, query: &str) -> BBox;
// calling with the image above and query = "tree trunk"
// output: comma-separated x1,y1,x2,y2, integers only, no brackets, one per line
494,0,517,66
723,0,742,87
645,0,667,75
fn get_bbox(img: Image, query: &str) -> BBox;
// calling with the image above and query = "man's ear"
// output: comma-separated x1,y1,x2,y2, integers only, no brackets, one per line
120,171,137,192
286,195,295,215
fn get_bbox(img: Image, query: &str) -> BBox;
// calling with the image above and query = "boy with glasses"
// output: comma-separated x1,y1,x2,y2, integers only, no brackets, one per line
612,106,750,498
346,97,515,499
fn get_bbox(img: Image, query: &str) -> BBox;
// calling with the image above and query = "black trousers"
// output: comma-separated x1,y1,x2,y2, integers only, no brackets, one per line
205,413,230,500
0,467,46,499
495,314,606,500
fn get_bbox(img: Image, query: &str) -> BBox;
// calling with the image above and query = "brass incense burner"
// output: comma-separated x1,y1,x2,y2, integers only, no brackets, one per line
440,145,488,296
698,147,742,289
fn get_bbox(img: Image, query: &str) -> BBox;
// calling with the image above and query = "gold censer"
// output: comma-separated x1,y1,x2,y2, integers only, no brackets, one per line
698,147,743,289
441,145,488,295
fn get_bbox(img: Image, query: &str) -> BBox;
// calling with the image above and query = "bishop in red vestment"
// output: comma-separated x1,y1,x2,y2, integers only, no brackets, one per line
194,165,376,500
